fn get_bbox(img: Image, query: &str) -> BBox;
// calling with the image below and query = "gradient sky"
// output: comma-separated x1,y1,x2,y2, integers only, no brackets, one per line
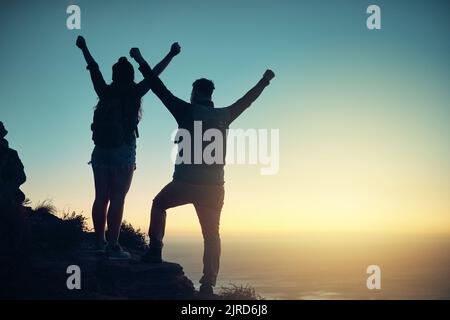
1,0,449,237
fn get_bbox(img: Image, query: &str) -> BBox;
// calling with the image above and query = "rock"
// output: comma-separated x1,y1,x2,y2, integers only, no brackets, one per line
9,248,195,299
1,220,196,299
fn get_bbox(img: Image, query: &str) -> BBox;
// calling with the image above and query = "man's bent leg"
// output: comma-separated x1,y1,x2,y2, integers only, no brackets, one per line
149,181,193,248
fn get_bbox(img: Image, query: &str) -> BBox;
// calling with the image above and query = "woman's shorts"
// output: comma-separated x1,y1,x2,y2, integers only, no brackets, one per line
90,143,136,169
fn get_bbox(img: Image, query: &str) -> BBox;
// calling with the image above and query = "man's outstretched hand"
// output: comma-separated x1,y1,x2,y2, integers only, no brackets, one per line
263,69,275,82
76,36,86,49
170,42,181,56
130,47,144,63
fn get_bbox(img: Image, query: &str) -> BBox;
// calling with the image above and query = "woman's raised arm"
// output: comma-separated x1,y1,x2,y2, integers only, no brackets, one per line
76,36,107,98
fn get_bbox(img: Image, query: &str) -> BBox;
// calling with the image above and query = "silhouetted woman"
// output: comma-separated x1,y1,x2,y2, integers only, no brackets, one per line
76,36,180,259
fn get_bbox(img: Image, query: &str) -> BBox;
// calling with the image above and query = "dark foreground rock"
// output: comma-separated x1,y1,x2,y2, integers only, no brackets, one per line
30,254,194,299
4,247,195,300
0,207,196,300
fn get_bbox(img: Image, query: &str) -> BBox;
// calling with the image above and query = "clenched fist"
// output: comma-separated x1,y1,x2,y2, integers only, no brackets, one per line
129,47,143,62
170,42,181,56
76,35,86,49
263,69,275,82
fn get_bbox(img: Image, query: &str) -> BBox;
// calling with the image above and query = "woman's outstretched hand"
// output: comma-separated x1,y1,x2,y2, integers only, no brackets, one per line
170,42,181,56
76,36,86,49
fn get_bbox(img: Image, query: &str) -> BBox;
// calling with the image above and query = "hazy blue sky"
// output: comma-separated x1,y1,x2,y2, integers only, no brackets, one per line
1,0,449,235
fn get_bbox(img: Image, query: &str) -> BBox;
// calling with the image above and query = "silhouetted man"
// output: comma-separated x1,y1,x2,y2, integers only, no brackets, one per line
0,121,28,267
130,47,275,295
0,121,26,207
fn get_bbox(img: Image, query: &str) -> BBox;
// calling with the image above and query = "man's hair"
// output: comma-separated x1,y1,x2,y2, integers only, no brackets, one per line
192,78,215,98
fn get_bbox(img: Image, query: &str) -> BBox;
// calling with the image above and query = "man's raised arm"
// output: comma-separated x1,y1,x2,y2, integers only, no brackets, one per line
130,47,188,121
153,42,181,76
226,70,275,123
136,43,181,97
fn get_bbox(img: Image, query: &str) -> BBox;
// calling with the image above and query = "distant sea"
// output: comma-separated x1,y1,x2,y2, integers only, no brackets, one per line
162,234,450,299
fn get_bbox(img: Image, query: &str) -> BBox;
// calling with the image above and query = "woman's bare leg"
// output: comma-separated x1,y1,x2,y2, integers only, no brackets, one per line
92,166,110,244
107,166,134,245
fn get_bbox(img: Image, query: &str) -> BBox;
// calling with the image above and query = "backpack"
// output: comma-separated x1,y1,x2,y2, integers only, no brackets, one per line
91,96,139,148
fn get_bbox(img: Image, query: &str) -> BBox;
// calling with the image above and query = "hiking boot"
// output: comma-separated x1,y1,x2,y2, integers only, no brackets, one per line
199,284,214,296
106,244,131,260
93,240,108,254
141,246,162,263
